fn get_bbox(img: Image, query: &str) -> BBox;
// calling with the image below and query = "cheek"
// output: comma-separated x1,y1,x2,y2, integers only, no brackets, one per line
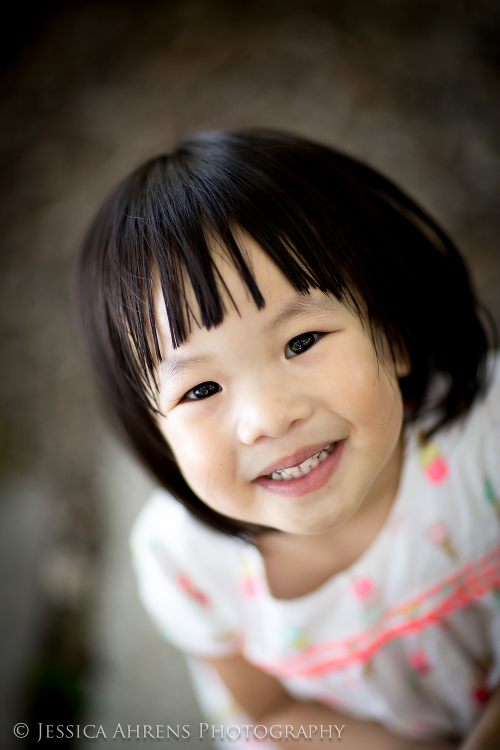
159,416,202,473
323,346,402,431
160,416,233,499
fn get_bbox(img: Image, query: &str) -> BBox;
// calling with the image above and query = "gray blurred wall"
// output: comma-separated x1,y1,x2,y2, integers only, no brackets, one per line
1,1,499,747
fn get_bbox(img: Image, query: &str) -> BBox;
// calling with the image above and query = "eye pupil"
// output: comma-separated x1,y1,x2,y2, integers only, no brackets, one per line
291,335,314,353
194,382,218,398
285,332,320,359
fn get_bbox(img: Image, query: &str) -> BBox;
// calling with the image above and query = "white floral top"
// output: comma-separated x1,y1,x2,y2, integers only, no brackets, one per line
131,358,500,742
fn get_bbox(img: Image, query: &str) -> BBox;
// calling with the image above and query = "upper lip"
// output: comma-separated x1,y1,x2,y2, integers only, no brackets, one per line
256,440,336,478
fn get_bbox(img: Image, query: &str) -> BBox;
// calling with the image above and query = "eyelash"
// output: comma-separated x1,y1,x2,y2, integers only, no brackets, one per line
181,332,323,402
182,382,222,402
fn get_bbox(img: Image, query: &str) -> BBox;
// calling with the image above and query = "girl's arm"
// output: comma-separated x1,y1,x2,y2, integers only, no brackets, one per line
459,681,500,750
207,653,457,750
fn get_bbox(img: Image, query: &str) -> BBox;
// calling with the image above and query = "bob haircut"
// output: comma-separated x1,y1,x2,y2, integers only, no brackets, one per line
78,129,494,539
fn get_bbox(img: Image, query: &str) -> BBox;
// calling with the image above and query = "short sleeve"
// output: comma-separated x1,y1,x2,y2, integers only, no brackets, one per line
131,490,242,658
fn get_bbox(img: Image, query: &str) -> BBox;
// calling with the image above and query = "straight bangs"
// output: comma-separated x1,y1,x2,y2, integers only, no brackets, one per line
83,136,367,417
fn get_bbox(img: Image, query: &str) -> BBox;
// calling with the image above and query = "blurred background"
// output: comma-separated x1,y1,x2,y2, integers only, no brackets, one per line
1,0,499,747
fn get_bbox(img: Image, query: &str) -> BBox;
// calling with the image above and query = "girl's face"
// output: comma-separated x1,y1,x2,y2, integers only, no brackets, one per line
155,235,408,536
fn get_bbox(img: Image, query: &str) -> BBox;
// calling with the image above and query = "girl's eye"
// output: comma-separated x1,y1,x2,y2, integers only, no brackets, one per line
183,381,221,401
285,332,321,359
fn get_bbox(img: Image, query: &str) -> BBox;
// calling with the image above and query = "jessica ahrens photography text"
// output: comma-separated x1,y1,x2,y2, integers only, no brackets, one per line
30,723,346,742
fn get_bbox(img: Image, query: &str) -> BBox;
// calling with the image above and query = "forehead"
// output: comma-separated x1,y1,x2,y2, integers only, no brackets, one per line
154,234,343,353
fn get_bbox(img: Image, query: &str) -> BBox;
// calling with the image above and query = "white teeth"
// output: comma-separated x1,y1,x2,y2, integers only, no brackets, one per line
267,443,335,480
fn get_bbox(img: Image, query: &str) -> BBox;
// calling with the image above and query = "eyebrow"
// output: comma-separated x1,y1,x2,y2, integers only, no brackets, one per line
266,292,340,331
159,354,213,384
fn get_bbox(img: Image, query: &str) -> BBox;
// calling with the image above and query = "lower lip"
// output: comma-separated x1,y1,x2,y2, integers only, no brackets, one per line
254,440,345,497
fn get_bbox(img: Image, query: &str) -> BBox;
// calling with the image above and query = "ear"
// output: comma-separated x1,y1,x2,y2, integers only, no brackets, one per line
395,345,411,378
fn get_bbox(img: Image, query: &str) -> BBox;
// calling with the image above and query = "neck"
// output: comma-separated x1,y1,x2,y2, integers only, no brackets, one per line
257,432,405,598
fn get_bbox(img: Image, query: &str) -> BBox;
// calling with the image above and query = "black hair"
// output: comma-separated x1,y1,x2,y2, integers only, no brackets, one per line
78,129,495,538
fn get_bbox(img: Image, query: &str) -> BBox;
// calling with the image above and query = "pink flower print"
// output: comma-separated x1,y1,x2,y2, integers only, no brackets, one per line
239,573,265,599
238,549,265,599
409,650,430,674
419,441,448,484
351,577,376,600
426,519,457,559
284,624,310,649
176,574,210,606
351,577,383,625
484,476,500,518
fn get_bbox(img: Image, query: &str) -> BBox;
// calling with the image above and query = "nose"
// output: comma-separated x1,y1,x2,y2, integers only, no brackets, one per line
236,379,313,445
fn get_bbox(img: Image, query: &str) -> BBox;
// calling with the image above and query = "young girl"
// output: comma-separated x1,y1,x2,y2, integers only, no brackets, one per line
78,130,500,749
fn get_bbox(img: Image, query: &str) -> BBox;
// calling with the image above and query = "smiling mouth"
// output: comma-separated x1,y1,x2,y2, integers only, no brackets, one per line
265,443,336,481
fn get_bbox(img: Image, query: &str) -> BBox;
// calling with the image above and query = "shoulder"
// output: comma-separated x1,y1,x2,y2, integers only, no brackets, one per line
415,352,500,478
131,488,241,583
372,362,500,606
463,351,500,430
447,352,500,482
401,353,500,560
130,488,247,614
130,489,244,656
131,488,197,556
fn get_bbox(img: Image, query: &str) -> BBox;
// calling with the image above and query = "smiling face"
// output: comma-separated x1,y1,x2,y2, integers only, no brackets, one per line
155,235,407,536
